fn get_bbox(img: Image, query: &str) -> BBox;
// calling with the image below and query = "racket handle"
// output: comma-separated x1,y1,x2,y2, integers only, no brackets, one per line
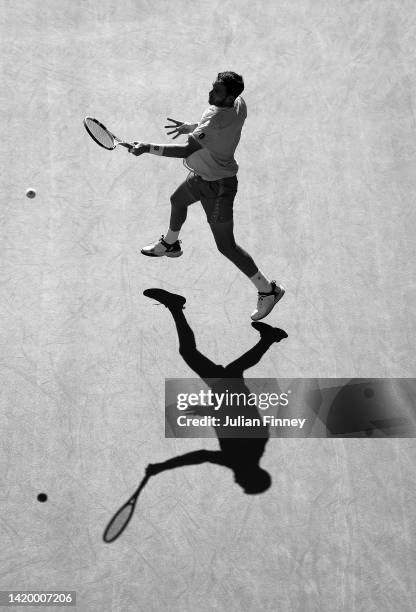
120,142,133,150
133,474,150,498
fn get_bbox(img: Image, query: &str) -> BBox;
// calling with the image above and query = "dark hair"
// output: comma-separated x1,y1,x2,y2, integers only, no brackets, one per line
217,71,244,99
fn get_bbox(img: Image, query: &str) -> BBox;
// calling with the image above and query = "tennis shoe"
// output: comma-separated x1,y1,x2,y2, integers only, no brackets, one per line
251,281,285,321
141,235,183,257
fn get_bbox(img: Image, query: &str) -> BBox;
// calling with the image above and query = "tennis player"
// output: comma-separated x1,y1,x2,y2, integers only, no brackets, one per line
130,71,284,321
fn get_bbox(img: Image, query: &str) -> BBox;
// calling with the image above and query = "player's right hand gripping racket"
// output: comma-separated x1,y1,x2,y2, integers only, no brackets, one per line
84,117,133,151
103,474,150,543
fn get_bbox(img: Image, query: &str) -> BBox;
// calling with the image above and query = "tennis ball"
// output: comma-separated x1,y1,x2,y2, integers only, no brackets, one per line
37,493,48,502
26,189,36,199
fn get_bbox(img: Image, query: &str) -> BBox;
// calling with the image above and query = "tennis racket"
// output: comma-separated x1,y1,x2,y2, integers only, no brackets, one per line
103,474,150,543
84,116,133,151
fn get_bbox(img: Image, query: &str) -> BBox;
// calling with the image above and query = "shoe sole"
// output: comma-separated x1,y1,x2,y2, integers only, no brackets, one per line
141,250,183,258
251,285,285,321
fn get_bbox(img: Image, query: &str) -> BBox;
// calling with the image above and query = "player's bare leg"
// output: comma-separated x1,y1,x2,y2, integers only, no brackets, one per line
141,179,197,257
209,219,285,320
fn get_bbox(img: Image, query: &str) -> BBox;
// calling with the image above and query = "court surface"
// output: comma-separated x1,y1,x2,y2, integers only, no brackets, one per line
1,1,415,610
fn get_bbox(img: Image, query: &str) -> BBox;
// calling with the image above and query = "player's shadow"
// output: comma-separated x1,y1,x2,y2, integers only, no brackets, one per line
142,288,288,494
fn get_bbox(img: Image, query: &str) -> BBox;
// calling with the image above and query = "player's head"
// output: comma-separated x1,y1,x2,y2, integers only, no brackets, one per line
209,71,244,107
234,466,271,494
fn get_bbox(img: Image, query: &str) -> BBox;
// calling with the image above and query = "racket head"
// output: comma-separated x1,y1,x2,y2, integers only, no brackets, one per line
84,116,117,150
103,500,136,543
103,474,149,543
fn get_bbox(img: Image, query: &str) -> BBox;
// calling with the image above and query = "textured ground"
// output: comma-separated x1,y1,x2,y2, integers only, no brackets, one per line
1,1,415,610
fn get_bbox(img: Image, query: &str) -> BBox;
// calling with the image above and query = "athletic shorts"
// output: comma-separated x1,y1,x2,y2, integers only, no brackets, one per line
184,172,238,223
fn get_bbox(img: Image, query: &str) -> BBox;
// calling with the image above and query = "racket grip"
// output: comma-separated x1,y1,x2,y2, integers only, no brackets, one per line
120,142,133,150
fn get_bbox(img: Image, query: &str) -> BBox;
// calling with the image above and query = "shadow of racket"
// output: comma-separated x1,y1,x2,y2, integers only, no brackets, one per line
103,474,150,543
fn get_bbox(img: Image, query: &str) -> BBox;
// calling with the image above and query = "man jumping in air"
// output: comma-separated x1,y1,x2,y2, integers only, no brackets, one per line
129,71,284,321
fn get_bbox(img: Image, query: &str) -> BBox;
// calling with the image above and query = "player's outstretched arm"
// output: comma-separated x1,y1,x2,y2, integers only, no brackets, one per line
129,134,202,158
145,450,227,477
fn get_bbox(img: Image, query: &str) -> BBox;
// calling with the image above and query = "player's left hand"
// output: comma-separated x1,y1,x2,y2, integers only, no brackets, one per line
129,141,148,156
164,118,191,139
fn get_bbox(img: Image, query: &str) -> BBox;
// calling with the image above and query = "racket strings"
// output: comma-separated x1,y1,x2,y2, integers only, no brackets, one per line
85,118,115,149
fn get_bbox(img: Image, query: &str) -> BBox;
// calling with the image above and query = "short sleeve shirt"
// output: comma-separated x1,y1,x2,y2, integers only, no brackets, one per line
184,96,247,181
